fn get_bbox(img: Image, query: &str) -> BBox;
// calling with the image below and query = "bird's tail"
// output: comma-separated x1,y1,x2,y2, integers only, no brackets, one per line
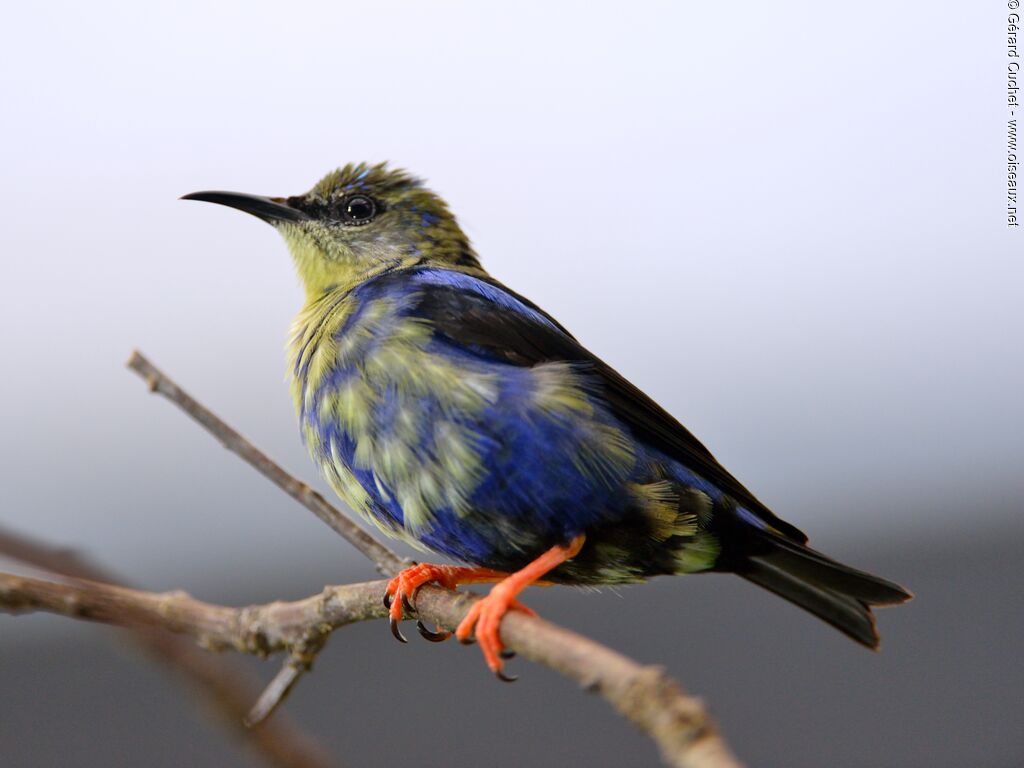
730,529,912,649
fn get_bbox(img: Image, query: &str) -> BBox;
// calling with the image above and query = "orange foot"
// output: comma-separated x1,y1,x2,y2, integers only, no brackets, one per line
385,563,508,643
455,533,586,682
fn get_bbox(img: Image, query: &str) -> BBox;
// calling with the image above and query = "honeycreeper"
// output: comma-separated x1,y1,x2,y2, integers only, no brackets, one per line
184,163,911,678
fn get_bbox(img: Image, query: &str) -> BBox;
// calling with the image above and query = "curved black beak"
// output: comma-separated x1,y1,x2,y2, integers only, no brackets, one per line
180,191,308,224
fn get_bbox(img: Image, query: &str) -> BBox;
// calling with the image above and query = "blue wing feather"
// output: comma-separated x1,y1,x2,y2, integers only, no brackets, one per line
384,268,802,537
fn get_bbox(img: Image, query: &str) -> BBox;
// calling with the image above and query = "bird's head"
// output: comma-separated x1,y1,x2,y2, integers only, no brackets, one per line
184,163,481,297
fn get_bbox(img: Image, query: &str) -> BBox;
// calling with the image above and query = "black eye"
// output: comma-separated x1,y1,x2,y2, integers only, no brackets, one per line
339,194,377,225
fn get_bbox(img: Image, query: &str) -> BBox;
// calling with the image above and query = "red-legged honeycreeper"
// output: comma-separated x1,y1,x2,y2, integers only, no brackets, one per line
183,163,911,679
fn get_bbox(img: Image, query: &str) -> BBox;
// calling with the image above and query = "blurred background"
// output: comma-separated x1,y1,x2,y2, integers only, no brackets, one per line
0,1,1021,766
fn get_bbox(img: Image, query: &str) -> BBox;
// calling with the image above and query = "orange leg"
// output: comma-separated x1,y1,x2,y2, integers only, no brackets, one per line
455,533,585,680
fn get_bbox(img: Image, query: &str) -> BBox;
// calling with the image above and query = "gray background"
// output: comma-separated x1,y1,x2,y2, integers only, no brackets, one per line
1,1,1021,766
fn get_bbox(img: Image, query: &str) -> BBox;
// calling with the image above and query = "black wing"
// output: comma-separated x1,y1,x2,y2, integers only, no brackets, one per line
386,268,807,543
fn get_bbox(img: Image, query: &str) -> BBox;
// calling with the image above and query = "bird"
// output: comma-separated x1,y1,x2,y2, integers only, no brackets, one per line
183,162,912,680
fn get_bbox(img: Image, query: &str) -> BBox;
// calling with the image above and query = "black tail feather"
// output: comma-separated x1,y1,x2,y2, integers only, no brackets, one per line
753,534,912,606
732,530,912,649
740,557,881,648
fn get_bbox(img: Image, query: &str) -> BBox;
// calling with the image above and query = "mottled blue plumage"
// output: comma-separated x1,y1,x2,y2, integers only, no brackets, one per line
290,266,743,582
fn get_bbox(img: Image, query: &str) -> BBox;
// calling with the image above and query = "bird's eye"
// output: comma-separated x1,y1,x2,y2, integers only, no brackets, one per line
339,195,377,225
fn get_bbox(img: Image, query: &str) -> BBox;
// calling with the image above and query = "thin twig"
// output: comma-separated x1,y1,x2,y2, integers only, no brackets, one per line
126,351,407,578
245,652,316,728
0,527,334,768
244,630,328,727
117,350,739,766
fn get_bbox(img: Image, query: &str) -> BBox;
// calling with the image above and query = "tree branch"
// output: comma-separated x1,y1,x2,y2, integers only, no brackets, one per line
0,527,334,768
1,571,738,768
0,571,386,653
15,349,747,767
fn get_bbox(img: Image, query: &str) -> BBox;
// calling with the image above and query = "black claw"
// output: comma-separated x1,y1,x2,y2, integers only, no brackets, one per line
416,620,451,642
383,592,392,610
458,635,476,645
499,649,516,660
401,592,415,615
390,617,408,644
495,668,519,683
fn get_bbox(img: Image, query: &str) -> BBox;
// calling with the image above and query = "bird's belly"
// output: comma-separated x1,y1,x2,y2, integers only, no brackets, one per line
308,404,636,568
297,339,723,582
307,421,725,585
